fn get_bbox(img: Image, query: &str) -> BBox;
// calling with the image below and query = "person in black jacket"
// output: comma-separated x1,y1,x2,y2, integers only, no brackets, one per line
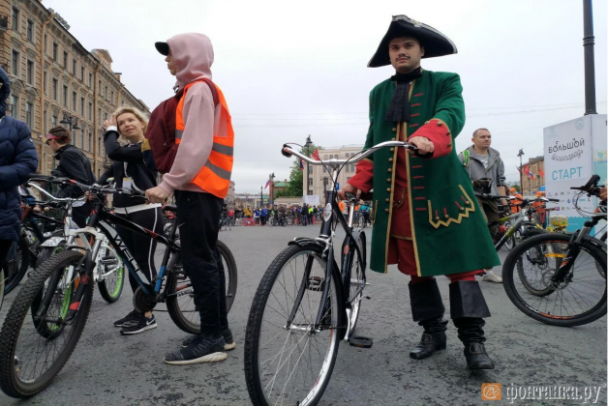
100,107,164,335
0,67,38,309
47,127,95,228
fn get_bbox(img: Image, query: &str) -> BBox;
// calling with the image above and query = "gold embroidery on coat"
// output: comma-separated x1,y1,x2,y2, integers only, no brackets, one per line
428,185,476,229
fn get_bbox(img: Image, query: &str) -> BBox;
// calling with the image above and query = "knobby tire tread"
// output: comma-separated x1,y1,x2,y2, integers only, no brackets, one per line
0,250,93,398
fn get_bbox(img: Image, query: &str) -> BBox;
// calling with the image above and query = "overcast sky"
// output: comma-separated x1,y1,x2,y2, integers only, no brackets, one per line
45,0,607,193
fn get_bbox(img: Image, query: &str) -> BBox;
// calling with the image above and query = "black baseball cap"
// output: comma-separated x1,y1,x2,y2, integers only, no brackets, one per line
155,41,170,56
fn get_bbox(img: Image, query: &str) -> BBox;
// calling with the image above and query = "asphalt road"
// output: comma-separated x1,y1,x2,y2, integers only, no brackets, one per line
0,225,606,406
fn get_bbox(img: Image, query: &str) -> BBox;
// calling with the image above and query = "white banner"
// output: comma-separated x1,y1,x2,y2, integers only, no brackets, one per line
303,195,320,205
544,115,606,231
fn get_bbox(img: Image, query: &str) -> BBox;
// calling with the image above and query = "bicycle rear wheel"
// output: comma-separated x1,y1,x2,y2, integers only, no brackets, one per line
166,241,238,334
245,244,343,406
97,244,126,304
0,250,93,398
503,233,606,327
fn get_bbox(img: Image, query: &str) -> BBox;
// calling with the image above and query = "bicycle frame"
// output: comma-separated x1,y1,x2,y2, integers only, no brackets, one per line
493,209,531,250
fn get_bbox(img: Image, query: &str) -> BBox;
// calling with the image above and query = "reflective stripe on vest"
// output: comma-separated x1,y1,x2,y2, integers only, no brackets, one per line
175,80,234,198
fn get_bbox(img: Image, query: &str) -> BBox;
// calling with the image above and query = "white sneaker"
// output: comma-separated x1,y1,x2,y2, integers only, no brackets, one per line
482,270,503,283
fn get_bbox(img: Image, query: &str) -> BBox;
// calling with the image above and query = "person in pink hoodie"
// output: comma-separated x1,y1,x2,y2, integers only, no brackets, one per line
146,33,236,365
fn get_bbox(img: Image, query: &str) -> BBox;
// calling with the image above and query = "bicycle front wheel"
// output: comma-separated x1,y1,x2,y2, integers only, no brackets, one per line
503,233,607,327
0,250,93,398
245,244,344,406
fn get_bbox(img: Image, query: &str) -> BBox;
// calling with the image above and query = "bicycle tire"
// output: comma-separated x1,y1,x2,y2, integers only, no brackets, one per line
166,240,238,334
0,250,94,398
244,244,344,406
97,244,126,304
342,232,366,338
3,237,30,295
503,233,607,327
0,266,5,311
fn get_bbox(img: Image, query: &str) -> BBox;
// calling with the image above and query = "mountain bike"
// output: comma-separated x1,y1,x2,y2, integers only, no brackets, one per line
0,175,238,398
2,197,65,296
477,193,560,251
244,140,418,406
502,175,606,327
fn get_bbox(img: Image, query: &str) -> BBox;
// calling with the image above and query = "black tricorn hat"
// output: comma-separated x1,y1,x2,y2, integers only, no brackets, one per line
368,15,457,68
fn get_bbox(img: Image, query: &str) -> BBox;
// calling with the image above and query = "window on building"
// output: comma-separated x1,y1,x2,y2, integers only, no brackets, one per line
89,102,93,120
11,50,19,76
52,115,57,128
72,59,77,76
98,135,102,155
43,72,47,95
98,80,101,91
44,110,47,134
104,86,108,99
52,78,58,100
44,34,47,53
89,73,93,88
111,91,114,104
26,60,34,84
63,51,68,68
10,95,18,118
63,85,68,107
26,20,34,42
98,108,101,122
80,130,85,150
26,102,33,127
88,132,93,152
52,43,58,60
72,92,77,111
12,7,19,32
81,97,85,116
81,66,85,81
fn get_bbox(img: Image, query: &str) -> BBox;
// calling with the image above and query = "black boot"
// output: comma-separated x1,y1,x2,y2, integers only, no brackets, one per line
409,279,447,360
450,281,495,370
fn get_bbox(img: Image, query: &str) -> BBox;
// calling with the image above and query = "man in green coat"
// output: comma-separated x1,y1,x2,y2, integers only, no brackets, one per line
340,15,499,369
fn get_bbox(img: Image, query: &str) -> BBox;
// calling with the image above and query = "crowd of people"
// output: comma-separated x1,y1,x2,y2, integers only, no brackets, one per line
224,201,373,227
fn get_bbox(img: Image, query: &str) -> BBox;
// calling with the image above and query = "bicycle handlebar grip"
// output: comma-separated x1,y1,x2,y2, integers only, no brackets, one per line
281,144,293,158
583,174,600,190
549,198,560,202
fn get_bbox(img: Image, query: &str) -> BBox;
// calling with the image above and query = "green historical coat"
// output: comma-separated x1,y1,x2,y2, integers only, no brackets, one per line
352,69,500,276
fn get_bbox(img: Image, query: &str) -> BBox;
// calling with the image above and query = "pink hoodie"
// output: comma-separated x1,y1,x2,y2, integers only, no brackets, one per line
158,33,219,195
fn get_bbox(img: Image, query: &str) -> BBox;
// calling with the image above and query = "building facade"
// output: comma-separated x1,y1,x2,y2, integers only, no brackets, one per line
521,156,545,195
302,144,364,198
0,0,149,179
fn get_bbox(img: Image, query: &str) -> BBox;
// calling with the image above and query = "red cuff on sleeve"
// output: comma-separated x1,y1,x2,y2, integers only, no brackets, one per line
410,119,453,159
348,159,374,193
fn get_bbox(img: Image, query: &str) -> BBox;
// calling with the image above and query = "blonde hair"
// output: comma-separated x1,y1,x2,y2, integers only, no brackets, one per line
113,106,149,136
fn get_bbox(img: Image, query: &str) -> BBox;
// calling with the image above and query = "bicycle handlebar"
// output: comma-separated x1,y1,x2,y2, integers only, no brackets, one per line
282,141,420,166
570,174,603,198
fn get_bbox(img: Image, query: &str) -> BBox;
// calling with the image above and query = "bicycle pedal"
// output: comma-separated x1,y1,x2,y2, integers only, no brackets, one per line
349,336,373,348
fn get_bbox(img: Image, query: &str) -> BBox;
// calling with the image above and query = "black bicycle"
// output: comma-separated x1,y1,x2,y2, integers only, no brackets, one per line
502,175,606,327
0,175,238,398
244,141,417,406
2,197,65,296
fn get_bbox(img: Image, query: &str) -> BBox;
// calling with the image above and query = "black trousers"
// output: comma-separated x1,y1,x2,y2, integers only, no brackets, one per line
0,240,13,270
175,191,228,336
115,208,164,293
72,201,94,228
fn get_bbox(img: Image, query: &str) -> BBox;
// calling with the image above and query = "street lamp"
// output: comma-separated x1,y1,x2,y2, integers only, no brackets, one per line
304,135,313,196
517,148,525,195
269,172,275,204
59,112,80,131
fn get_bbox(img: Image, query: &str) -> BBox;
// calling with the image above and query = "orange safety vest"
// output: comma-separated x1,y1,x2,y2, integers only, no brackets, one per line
175,79,234,198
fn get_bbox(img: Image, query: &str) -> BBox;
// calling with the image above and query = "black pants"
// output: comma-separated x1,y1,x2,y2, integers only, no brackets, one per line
115,207,164,293
175,191,228,336
72,201,94,228
0,240,13,270
261,216,267,225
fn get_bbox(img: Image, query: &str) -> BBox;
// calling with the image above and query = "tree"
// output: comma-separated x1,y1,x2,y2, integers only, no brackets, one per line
284,143,322,197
